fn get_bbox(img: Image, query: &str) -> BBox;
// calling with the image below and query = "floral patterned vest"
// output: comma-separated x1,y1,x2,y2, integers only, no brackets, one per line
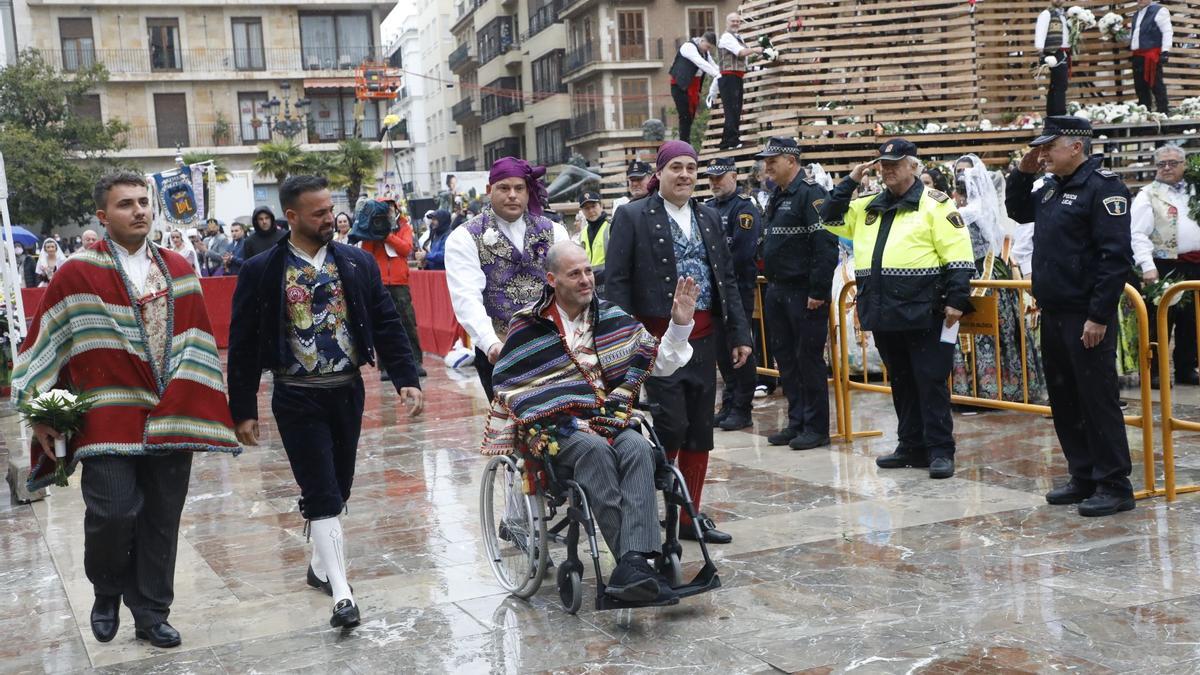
1147,181,1180,260
466,208,555,337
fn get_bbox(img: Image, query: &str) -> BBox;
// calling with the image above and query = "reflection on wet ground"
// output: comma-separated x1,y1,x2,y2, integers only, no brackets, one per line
5,360,1200,673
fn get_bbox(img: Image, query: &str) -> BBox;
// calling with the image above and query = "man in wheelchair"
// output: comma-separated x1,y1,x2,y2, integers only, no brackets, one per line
482,242,699,604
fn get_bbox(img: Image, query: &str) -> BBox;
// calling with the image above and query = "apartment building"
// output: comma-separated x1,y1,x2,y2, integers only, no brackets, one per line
448,0,737,168
24,0,395,183
385,1,463,198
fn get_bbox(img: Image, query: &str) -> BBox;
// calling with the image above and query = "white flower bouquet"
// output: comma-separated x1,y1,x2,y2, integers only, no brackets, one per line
1065,6,1097,50
757,36,779,64
17,389,97,486
1097,12,1130,43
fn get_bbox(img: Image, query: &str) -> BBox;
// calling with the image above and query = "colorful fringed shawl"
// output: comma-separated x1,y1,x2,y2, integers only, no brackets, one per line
481,286,658,456
13,238,240,490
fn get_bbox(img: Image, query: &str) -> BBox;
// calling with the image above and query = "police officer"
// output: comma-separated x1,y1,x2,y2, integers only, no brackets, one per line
1006,116,1135,517
822,138,975,479
755,138,838,450
704,157,762,431
578,191,610,295
612,160,653,215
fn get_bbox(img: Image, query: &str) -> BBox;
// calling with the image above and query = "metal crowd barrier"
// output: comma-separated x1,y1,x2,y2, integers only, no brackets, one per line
1155,281,1200,501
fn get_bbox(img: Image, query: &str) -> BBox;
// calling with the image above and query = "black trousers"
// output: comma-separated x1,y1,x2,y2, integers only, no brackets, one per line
273,377,366,519
874,326,956,459
1132,55,1169,113
766,285,830,435
1149,259,1199,378
645,334,717,453
386,285,423,361
716,290,758,415
81,452,193,628
1047,56,1070,117
671,83,696,142
718,74,744,148
1040,310,1132,495
475,347,495,402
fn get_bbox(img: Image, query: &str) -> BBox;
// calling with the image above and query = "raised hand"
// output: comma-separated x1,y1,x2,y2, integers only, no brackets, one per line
670,276,700,326
850,159,879,183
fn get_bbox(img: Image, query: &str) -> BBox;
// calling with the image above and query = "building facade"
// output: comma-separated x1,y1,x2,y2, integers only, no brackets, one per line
24,0,395,209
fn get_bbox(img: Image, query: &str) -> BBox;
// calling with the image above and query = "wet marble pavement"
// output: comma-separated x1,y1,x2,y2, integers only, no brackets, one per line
6,360,1200,674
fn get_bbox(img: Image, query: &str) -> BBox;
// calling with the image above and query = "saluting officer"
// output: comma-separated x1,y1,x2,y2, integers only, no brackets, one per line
1006,116,1136,518
756,137,838,450
822,138,975,479
704,157,762,431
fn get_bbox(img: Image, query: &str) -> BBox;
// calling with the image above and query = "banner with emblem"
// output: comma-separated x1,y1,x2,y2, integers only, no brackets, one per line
149,163,217,226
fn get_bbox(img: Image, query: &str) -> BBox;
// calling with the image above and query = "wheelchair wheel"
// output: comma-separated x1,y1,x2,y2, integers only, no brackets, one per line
556,563,583,615
480,455,549,599
659,552,683,589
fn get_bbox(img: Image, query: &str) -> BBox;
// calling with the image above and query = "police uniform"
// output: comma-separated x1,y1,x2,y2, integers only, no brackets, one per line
755,138,838,449
578,191,610,296
1006,116,1136,516
612,161,652,216
704,157,762,430
822,138,975,478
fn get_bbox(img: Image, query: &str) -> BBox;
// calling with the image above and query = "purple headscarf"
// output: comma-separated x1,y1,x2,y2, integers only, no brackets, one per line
489,157,550,217
645,140,699,194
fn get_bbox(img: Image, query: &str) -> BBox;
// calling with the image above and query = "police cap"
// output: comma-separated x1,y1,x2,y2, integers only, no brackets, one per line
755,136,802,158
878,138,918,160
703,157,738,175
1030,115,1094,147
578,191,602,206
626,160,652,177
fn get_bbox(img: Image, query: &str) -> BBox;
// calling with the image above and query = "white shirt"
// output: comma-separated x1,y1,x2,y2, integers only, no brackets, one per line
662,198,695,241
1034,8,1069,50
555,303,695,377
1131,4,1172,51
446,216,571,354
114,240,153,294
1131,180,1198,272
287,240,329,269
679,40,722,101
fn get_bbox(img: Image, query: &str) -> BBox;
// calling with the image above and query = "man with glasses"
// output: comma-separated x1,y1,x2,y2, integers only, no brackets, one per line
1132,144,1198,388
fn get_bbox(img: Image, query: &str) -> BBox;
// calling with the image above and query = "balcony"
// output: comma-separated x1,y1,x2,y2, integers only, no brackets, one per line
569,113,602,140
537,146,572,167
452,96,479,124
116,118,382,151
448,42,476,73
451,0,485,33
36,46,384,77
563,44,597,76
558,0,598,21
456,158,478,171
528,0,563,38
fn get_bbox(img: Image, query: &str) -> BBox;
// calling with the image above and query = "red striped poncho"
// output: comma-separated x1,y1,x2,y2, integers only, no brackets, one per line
12,239,240,490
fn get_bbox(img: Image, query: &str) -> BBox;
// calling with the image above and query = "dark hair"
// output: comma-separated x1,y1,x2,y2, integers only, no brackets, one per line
251,206,277,233
923,167,952,194
335,211,352,223
446,174,456,187
279,175,329,212
702,31,718,46
93,171,147,210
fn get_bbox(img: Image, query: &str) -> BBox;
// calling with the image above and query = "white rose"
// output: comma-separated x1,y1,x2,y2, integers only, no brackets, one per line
1044,55,1059,67
979,119,993,131
482,229,500,247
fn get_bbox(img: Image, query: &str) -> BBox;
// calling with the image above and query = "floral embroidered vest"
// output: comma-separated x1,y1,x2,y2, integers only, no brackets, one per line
281,252,359,375
668,210,715,311
466,208,555,336
1147,181,1180,260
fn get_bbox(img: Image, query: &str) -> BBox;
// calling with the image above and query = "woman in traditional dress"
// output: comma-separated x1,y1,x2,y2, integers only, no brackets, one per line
34,239,63,287
168,229,200,276
950,154,1047,404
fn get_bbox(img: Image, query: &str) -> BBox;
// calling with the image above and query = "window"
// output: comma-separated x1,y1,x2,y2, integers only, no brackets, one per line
687,8,716,39
535,121,570,166
58,18,95,72
238,92,270,143
484,138,522,167
571,80,601,137
72,94,102,122
148,18,182,71
616,11,646,61
480,76,522,122
531,51,565,96
232,18,265,71
306,88,380,141
299,13,372,70
153,93,188,148
477,16,514,66
620,78,649,129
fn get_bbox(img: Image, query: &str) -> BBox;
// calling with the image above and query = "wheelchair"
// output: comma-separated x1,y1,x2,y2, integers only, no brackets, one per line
479,418,721,614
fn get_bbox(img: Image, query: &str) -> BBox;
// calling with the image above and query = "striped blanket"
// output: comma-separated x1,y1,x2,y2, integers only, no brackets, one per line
481,286,658,456
12,238,240,490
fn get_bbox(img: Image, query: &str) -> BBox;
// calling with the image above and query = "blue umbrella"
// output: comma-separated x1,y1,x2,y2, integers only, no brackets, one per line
6,226,39,249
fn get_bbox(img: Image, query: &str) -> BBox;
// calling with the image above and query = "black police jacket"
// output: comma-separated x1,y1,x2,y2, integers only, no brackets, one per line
705,192,762,302
605,192,752,348
763,171,837,299
1007,156,1133,324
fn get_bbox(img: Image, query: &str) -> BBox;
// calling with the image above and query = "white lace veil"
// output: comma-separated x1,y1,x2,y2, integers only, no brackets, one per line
956,154,1004,257
807,163,835,191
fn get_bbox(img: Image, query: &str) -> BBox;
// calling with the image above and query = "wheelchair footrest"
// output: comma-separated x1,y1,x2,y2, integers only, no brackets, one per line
596,592,681,610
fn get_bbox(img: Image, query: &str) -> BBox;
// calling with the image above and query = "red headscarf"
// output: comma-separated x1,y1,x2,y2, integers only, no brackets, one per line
488,157,550,217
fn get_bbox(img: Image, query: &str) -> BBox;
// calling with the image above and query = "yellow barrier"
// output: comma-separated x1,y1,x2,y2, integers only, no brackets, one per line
836,279,1164,500
1155,281,1200,501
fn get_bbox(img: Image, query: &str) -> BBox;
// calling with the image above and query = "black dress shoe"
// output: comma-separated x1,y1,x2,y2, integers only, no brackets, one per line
767,428,798,446
719,411,752,431
1178,372,1200,386
90,595,120,643
876,448,929,469
679,513,732,544
307,565,332,596
1078,492,1135,517
1045,479,1095,505
928,457,955,479
605,553,661,602
789,431,830,450
712,407,730,428
330,599,361,628
135,621,181,648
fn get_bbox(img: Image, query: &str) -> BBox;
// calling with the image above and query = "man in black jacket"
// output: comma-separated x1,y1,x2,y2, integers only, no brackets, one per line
607,140,752,544
1007,116,1135,517
757,138,837,450
227,176,424,628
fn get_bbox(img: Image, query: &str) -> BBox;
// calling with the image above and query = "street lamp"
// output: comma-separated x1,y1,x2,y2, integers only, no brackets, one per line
261,81,310,140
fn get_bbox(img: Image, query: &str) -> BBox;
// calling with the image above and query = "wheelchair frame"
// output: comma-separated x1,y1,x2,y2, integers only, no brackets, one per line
480,420,721,614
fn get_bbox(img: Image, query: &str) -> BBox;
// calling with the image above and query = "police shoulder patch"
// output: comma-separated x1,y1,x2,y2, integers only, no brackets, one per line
865,210,880,226
947,211,966,228
1103,195,1129,216
812,198,825,213
803,177,817,185
927,189,950,203
738,213,754,230
1097,168,1119,179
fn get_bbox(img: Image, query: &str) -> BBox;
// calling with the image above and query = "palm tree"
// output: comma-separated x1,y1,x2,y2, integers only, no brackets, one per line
181,152,230,182
333,138,382,205
252,139,306,184
299,151,349,192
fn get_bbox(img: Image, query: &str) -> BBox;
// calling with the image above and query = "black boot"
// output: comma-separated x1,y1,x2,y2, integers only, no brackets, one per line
875,447,929,469
928,457,955,479
90,595,120,643
712,406,731,428
719,410,752,431
135,622,181,648
1078,491,1135,517
1045,479,1095,505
